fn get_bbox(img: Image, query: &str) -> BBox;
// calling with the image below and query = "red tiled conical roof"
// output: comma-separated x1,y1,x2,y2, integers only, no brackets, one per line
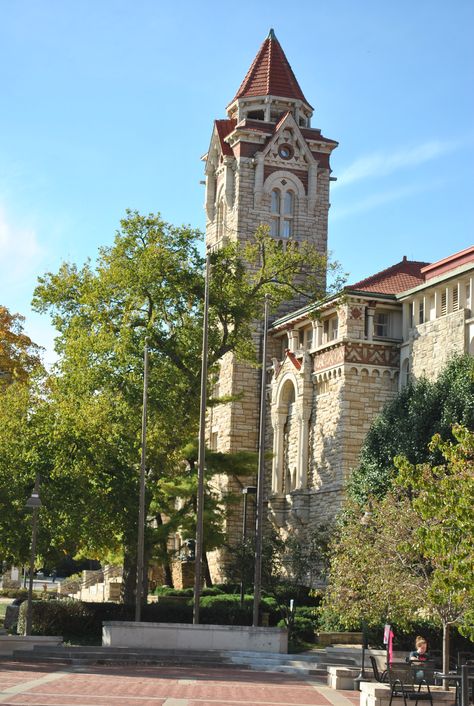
349,256,429,295
230,29,311,107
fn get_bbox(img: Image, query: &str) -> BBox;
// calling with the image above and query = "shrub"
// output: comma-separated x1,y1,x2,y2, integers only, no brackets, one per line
199,594,282,626
17,600,133,639
279,615,315,643
153,586,224,598
0,588,32,599
142,601,193,623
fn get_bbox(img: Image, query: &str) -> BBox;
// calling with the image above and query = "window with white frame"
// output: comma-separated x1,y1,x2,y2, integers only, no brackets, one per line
374,312,390,337
323,316,338,343
418,299,425,324
270,188,294,238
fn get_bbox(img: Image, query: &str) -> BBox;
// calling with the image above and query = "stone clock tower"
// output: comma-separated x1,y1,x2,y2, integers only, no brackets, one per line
202,31,338,534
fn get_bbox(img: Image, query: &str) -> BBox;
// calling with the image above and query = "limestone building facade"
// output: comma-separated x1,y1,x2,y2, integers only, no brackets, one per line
201,30,474,582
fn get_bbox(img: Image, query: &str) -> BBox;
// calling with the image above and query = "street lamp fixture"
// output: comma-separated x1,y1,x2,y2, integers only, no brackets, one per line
24,475,42,636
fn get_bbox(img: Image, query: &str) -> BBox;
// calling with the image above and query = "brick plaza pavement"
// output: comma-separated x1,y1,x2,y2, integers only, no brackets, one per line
0,661,362,706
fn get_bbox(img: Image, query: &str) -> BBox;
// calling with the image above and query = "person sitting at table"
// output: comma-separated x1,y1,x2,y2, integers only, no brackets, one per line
409,637,433,683
409,636,430,662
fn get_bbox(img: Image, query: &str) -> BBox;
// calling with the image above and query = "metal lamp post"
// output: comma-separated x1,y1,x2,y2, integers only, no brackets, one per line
193,250,211,624
354,506,373,688
24,475,42,636
135,339,149,622
240,486,257,607
253,294,270,627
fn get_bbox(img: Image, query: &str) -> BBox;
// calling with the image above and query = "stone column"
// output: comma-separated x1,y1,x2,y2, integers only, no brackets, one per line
224,157,235,208
402,302,410,339
287,329,299,352
434,290,442,318
296,408,311,489
308,163,318,213
205,169,216,220
315,321,323,348
366,306,375,340
271,412,287,494
254,152,265,207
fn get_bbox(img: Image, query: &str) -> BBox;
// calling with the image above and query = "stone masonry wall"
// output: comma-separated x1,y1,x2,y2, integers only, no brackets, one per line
410,309,467,381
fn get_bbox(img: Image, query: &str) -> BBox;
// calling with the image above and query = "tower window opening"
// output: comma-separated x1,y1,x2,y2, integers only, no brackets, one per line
270,188,294,238
247,110,265,121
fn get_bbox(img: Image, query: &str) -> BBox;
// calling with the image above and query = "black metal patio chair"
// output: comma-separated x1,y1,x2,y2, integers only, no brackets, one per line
370,655,388,683
388,662,434,706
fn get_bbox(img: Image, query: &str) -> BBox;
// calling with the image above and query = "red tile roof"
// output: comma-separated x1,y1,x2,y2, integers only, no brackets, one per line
214,119,236,156
230,29,310,107
349,256,429,295
421,245,474,280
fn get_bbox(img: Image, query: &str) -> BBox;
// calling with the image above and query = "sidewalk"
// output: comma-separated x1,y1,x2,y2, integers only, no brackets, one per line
0,660,361,706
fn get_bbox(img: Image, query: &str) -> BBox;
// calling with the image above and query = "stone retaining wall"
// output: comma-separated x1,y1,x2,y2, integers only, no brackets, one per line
103,621,288,653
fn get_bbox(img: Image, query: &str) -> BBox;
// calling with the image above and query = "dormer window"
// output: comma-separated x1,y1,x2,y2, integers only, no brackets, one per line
270,188,294,238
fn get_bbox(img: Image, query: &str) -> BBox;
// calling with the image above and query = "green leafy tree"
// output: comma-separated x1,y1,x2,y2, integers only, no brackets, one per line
322,426,474,673
29,211,342,601
151,442,258,587
348,355,474,503
0,306,42,386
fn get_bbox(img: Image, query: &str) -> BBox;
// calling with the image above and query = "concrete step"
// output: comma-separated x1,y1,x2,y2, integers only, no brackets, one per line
9,644,358,678
11,646,250,667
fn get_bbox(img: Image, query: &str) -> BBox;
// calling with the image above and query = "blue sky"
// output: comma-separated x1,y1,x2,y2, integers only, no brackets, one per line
1,0,473,363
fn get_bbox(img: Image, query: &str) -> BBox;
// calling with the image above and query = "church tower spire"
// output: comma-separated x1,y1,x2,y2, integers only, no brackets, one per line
226,29,313,127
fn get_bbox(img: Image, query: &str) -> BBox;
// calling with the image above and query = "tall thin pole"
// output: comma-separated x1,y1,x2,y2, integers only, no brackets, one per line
253,294,270,627
25,475,41,636
240,490,249,608
193,251,211,624
135,339,149,622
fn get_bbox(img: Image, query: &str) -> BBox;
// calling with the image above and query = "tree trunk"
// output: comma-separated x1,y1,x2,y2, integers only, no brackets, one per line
121,548,137,605
442,622,450,688
163,560,173,587
203,551,213,587
156,512,173,587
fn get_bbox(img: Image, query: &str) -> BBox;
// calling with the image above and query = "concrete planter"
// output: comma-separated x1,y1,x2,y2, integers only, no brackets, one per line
103,621,288,653
360,681,454,706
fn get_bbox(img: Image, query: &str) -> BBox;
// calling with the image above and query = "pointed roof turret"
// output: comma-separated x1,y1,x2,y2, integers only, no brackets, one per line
230,29,311,108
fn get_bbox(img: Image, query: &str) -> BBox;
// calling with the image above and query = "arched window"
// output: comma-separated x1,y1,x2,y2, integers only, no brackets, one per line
270,188,294,238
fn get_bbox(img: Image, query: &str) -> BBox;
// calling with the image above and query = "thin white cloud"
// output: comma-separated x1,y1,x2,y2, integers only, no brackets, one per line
0,205,45,287
334,140,459,188
331,179,444,221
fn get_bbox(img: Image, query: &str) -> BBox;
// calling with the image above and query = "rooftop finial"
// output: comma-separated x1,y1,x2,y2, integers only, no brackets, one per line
268,28,276,40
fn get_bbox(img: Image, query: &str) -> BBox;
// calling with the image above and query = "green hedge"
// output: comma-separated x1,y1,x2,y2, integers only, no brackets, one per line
16,594,283,638
18,600,133,639
153,586,224,597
